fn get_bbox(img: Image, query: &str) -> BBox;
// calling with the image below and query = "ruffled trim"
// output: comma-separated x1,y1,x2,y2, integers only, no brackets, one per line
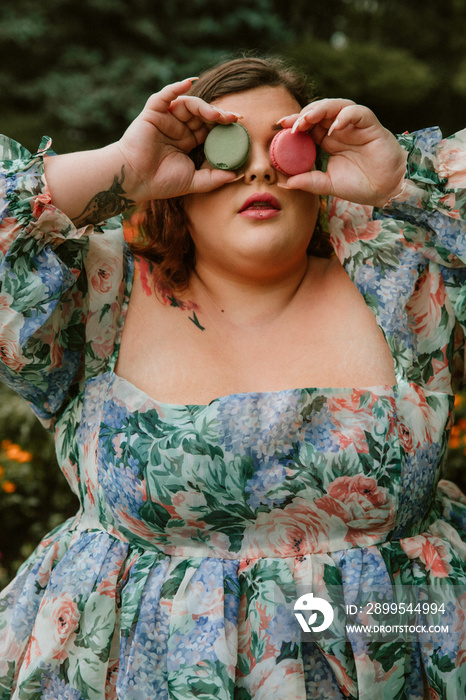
0,135,94,248
385,127,466,216
375,129,466,269
0,136,129,428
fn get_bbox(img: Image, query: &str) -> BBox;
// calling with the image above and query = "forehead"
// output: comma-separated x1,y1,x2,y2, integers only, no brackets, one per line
211,86,301,127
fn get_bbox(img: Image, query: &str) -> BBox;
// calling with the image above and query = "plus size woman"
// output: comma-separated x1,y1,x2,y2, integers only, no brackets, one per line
0,57,465,699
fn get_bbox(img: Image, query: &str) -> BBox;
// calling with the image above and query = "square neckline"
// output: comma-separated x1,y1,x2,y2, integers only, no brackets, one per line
107,244,400,410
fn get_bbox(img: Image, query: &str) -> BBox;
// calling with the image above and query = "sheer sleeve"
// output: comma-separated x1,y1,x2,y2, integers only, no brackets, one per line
326,127,466,394
0,136,130,429
378,127,466,391
381,127,466,264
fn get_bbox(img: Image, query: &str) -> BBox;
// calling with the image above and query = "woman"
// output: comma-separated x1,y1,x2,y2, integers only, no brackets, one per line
0,56,465,699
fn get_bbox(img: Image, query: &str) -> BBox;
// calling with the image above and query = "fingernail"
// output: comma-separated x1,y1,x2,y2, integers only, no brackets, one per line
291,117,304,134
187,76,199,81
230,174,245,182
276,117,288,125
327,119,339,136
276,182,291,189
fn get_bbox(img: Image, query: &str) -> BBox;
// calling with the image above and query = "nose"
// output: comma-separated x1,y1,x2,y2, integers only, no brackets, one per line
242,141,277,184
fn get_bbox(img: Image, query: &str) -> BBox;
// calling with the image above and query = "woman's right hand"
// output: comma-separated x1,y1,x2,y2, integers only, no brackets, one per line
117,78,240,201
44,79,240,226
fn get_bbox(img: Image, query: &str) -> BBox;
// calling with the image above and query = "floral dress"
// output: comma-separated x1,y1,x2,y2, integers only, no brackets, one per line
0,127,465,700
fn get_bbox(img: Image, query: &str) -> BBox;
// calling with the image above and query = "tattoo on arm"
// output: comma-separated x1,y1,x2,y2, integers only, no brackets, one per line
72,165,135,226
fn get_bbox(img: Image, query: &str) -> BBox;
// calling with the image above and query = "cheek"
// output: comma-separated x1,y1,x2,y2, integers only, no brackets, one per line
290,192,320,230
185,189,232,231
184,195,224,247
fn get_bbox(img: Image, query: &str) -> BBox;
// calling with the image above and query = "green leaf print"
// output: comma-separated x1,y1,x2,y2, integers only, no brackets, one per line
227,531,244,553
62,324,86,354
168,660,234,700
0,661,16,700
139,499,171,531
301,393,327,422
323,563,343,589
160,559,191,599
98,303,111,322
369,639,405,673
234,688,253,700
277,640,299,663
432,649,456,673
182,435,223,459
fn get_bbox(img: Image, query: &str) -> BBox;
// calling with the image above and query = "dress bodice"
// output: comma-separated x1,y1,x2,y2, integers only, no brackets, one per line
66,371,446,560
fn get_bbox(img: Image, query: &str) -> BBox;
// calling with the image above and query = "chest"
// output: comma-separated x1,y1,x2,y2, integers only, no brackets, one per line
114,260,397,404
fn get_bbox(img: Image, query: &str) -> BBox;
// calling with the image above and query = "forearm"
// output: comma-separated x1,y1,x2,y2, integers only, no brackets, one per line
43,142,140,226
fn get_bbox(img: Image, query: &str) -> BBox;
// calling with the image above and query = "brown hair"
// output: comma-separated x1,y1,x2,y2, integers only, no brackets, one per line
130,56,332,291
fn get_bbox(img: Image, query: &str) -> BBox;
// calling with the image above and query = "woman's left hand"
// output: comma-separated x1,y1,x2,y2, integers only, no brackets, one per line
277,99,408,207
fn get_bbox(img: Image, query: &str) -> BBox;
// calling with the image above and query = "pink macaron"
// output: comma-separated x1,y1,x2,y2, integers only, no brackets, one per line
270,128,316,176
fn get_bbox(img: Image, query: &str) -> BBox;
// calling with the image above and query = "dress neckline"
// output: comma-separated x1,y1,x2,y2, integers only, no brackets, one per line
107,369,398,411
108,244,401,409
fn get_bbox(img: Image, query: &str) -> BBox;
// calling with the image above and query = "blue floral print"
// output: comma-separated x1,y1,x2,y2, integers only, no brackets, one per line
0,128,465,699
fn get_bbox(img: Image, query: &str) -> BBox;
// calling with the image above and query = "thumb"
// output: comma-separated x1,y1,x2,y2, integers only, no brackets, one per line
283,170,334,196
189,168,239,193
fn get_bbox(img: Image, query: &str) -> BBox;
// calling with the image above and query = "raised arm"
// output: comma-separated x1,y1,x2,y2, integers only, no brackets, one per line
277,98,408,208
44,78,241,226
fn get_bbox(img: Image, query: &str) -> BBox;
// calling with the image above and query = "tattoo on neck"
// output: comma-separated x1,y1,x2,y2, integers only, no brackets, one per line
135,256,206,331
73,166,135,226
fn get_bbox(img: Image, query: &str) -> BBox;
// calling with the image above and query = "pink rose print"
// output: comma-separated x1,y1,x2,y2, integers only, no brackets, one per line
315,475,394,547
437,132,466,189
25,594,80,666
241,498,335,557
0,298,29,371
32,191,52,219
396,384,440,449
400,535,452,577
90,262,114,294
397,423,413,452
328,197,382,260
85,236,122,303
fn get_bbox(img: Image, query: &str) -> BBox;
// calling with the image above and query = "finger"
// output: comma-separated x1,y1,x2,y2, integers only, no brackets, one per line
290,98,357,133
308,123,331,146
169,95,240,125
275,113,301,129
278,170,335,196
191,123,210,147
144,78,199,113
189,168,240,193
326,104,379,136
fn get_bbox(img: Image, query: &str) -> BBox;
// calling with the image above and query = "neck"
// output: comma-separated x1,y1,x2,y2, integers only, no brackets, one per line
190,256,310,328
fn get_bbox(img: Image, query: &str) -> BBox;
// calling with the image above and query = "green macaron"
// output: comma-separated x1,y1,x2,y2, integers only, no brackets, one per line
204,122,250,170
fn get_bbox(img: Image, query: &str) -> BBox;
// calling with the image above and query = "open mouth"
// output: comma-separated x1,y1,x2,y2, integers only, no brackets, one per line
239,194,281,216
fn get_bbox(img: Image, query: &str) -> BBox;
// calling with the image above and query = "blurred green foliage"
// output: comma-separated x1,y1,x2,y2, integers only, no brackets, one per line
1,0,466,584
1,0,465,152
0,386,78,588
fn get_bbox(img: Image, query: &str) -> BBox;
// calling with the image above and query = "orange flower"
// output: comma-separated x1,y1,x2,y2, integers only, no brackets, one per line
2,481,17,493
2,442,33,462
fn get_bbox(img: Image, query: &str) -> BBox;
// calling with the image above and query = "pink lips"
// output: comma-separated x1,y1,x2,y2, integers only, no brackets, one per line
238,193,281,220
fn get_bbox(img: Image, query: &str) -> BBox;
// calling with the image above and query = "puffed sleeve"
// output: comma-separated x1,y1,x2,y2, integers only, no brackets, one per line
382,127,466,263
377,127,466,389
326,126,466,396
0,136,130,430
